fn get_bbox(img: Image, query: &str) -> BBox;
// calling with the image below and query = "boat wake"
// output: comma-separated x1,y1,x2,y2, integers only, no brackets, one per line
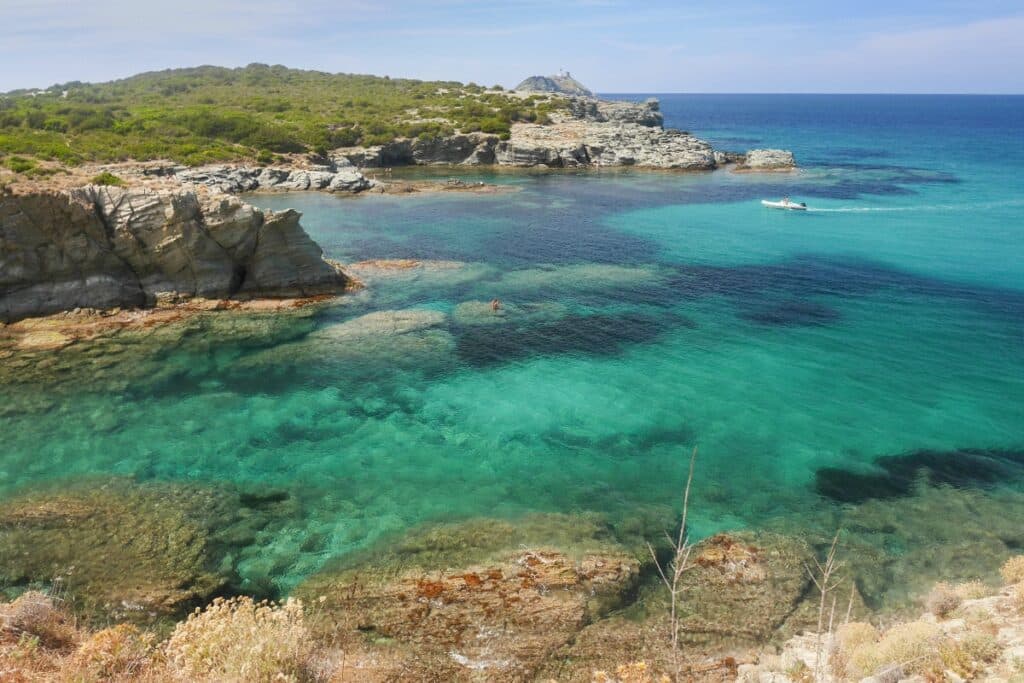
807,199,1024,213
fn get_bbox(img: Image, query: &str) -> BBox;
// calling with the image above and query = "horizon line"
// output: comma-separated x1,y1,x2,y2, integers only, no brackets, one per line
599,91,1024,96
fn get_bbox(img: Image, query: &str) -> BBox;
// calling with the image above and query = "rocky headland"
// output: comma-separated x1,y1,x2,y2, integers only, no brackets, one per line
0,185,349,322
335,96,794,171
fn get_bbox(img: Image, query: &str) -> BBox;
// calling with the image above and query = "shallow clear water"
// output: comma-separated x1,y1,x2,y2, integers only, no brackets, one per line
3,95,1023,607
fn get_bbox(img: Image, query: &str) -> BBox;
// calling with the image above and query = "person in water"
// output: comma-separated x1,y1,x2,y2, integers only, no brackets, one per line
490,298,502,312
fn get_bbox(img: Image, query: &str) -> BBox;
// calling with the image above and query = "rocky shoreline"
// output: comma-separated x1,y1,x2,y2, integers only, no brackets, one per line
68,96,796,197
4,475,1023,681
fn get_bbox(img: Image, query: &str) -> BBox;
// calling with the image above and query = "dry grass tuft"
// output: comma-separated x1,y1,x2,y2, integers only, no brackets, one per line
1011,584,1024,615
840,620,942,680
163,596,316,682
1001,555,1024,584
953,580,990,601
939,629,1002,679
833,621,878,651
67,623,155,680
925,582,962,619
0,591,77,649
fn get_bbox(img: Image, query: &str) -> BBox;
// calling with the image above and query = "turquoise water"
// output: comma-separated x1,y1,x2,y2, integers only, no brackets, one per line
3,96,1023,607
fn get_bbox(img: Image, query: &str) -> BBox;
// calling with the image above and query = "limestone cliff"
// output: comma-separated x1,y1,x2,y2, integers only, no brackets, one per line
0,186,347,322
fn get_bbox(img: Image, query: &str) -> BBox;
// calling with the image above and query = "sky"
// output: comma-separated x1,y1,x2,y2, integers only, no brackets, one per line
1,0,1022,93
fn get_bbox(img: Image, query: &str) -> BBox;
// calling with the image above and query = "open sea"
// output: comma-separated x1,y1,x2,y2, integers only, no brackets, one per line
3,94,1023,610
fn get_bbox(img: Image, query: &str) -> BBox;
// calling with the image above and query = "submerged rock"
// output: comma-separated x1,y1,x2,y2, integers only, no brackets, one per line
451,300,568,327
0,480,273,620
343,259,496,289
497,263,664,292
296,513,641,679
833,485,1024,609
239,307,456,374
315,308,446,340
0,300,324,396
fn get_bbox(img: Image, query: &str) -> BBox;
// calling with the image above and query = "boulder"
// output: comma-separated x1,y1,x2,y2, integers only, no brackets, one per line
740,149,797,170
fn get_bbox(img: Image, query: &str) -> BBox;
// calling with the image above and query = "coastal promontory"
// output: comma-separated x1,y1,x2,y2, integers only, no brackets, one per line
0,186,347,322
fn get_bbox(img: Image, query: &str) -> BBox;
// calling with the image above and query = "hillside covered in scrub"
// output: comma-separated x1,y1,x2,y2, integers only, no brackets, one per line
0,64,566,167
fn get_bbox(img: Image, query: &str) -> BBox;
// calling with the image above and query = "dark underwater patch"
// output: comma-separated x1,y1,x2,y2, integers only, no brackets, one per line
454,310,689,367
815,448,1024,504
738,299,841,327
542,424,697,457
668,255,1024,323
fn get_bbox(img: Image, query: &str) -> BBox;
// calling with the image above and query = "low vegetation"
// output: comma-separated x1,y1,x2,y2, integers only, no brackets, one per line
0,64,567,167
90,171,124,186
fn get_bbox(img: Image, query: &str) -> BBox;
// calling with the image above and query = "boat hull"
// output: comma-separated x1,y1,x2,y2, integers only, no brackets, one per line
761,200,807,211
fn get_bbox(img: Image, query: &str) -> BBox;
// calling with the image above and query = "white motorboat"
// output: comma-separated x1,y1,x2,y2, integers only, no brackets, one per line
761,198,808,211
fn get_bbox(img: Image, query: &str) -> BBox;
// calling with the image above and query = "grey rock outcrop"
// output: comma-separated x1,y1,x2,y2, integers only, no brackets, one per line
335,97,727,171
572,98,664,127
515,73,594,97
740,148,797,170
174,160,374,194
0,186,347,322
494,118,715,169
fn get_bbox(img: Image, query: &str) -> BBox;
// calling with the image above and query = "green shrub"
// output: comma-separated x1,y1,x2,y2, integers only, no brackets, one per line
5,155,36,173
0,64,570,166
91,171,124,186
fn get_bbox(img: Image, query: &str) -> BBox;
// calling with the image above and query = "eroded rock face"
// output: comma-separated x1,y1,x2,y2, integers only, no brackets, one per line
296,514,642,680
0,186,347,322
